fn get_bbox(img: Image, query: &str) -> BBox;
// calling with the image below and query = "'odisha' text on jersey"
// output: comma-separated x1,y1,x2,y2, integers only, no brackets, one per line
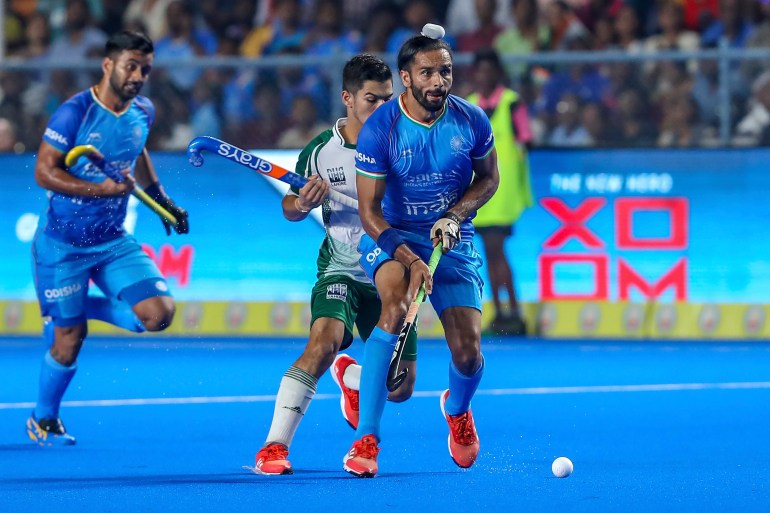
354,94,494,240
40,87,154,246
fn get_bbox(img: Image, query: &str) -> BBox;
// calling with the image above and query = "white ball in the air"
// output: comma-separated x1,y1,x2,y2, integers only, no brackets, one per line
421,23,445,39
552,457,573,478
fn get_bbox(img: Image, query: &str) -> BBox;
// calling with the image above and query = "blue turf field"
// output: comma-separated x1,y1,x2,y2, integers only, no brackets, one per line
1,336,769,512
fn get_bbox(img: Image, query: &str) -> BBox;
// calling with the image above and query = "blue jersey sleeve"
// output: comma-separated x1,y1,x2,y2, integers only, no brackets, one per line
355,118,389,180
43,101,83,153
468,104,495,160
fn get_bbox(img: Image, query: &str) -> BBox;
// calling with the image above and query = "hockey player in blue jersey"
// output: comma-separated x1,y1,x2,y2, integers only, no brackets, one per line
342,25,500,477
27,30,189,446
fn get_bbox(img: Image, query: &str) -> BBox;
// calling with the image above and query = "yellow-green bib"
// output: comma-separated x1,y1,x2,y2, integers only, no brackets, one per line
468,89,533,227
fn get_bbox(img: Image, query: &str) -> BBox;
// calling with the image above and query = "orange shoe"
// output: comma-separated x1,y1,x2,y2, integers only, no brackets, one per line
255,443,293,475
331,354,359,430
439,389,480,468
342,434,380,478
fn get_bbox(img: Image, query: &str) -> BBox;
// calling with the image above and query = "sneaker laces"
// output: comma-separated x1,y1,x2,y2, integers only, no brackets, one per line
259,443,289,461
448,412,477,446
352,436,380,459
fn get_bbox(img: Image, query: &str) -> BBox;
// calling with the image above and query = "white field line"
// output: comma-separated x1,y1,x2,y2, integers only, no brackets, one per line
2,381,770,410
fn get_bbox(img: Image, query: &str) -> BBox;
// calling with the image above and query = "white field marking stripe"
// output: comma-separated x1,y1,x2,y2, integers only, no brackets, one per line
2,382,770,410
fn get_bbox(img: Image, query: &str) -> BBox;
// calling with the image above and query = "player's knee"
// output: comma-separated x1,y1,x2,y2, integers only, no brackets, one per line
139,304,175,332
387,380,414,403
378,298,409,332
302,339,339,372
51,324,87,366
452,349,482,375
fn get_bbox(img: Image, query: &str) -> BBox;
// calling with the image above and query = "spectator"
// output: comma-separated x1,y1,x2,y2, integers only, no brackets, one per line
494,0,550,79
733,71,770,146
154,0,218,94
642,1,699,74
274,46,331,121
303,0,363,59
227,80,290,149
536,35,610,120
743,0,770,82
47,0,107,64
682,0,720,32
457,0,506,53
613,4,643,52
612,88,657,147
0,118,20,153
12,12,51,60
657,93,704,147
100,0,128,35
241,0,306,57
123,0,174,41
548,93,592,146
544,0,589,50
581,102,610,145
386,0,455,53
574,0,623,33
591,15,615,50
277,95,328,149
446,0,511,35
190,78,222,139
363,1,402,53
701,0,755,49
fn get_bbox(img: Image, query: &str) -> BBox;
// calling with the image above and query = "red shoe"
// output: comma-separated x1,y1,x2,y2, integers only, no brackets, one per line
342,434,380,478
439,389,480,468
331,354,359,430
255,443,293,475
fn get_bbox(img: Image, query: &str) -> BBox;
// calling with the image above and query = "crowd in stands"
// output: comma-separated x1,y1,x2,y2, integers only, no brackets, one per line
3,0,770,152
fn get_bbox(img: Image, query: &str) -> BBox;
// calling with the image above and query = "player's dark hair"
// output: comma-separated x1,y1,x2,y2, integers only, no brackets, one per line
397,35,452,71
105,30,153,58
343,53,392,93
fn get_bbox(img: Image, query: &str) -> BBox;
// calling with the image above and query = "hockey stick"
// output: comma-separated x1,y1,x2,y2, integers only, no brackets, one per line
186,136,359,209
64,145,178,225
386,242,443,392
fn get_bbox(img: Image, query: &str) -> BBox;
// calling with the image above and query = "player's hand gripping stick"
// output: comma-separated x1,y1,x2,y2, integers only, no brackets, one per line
64,145,179,226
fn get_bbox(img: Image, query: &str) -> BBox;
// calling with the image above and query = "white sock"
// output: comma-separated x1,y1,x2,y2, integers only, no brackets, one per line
265,366,317,447
342,363,361,390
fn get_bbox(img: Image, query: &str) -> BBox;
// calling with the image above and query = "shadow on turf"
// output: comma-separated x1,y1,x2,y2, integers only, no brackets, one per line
0,469,457,489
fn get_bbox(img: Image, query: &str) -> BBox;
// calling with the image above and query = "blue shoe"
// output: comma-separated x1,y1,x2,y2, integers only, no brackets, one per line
26,412,76,446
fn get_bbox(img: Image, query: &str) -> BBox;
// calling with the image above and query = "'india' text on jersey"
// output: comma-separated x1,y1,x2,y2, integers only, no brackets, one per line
354,94,494,240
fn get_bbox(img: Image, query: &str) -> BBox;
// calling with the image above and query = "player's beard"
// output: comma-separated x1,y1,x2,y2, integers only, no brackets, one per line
411,83,447,113
110,72,142,102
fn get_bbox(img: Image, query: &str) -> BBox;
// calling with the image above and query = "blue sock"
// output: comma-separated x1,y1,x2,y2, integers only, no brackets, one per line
444,354,485,416
35,351,77,420
86,296,145,333
355,327,397,441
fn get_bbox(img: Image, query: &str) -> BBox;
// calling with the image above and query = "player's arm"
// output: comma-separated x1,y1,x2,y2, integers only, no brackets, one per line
134,148,189,235
430,149,499,253
448,148,499,220
34,141,134,198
